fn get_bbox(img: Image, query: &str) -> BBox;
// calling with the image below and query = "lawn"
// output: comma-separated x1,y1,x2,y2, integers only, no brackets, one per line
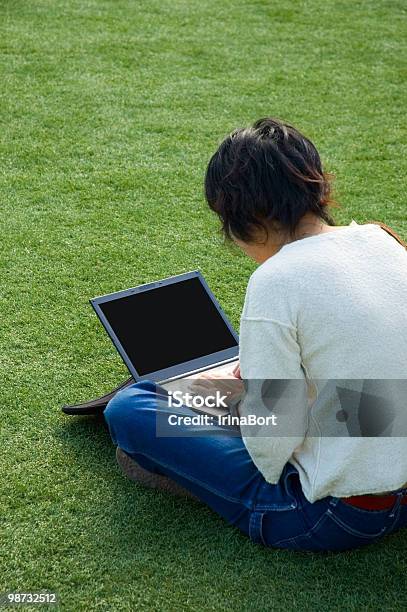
1,0,406,610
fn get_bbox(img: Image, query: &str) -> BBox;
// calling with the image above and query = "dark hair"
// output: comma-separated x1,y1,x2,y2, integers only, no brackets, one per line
204,117,336,242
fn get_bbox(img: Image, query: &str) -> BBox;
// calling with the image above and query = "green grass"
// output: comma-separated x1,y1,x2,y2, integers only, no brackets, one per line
1,0,406,610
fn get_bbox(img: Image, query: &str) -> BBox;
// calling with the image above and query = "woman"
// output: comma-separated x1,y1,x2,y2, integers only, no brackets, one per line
104,118,407,552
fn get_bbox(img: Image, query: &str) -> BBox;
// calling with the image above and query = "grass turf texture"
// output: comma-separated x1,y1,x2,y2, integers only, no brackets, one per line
1,0,406,610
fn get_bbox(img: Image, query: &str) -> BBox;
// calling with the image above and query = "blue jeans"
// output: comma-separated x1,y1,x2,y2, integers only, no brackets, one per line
104,381,407,552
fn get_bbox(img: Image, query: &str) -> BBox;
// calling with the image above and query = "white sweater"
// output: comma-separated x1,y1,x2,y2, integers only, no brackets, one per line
239,222,407,502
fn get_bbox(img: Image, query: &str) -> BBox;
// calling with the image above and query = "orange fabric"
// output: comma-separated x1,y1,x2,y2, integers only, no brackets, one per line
368,221,407,250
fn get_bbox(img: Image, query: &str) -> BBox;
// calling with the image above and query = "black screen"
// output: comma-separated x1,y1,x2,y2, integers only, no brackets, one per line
99,277,237,376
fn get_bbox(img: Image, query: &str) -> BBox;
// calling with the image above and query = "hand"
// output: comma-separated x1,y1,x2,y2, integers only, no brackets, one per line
232,362,241,379
189,368,245,403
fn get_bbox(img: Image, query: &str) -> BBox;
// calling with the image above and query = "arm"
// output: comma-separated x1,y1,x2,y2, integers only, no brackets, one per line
238,317,309,484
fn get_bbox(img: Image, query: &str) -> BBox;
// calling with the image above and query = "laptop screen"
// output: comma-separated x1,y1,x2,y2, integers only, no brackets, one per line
98,276,238,376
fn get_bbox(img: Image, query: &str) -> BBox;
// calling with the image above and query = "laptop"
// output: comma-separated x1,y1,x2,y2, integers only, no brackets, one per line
61,271,239,416
90,269,239,386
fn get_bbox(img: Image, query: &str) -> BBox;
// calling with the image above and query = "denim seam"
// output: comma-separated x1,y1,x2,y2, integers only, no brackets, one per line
387,506,401,532
240,471,298,512
326,508,388,539
387,494,404,525
272,509,330,548
254,471,300,512
249,511,264,544
254,503,296,512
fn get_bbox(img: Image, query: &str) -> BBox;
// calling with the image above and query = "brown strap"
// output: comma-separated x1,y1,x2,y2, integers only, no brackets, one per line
368,221,407,250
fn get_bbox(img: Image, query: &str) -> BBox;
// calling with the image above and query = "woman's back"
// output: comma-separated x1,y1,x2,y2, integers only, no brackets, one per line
239,222,407,501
